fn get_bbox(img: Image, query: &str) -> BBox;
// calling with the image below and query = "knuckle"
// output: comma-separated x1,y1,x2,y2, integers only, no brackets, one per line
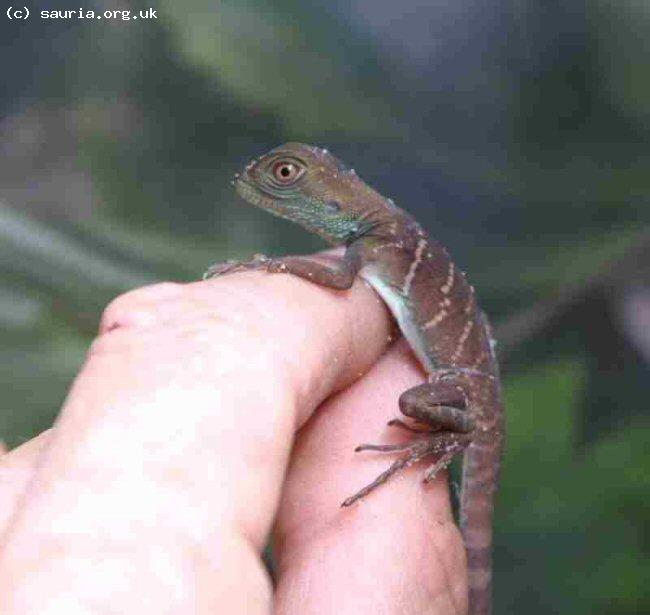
99,282,184,334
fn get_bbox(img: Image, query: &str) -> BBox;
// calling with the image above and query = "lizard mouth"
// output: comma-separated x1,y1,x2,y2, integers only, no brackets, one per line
234,176,290,217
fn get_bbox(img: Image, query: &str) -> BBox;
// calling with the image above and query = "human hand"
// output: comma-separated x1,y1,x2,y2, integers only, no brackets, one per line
0,262,466,614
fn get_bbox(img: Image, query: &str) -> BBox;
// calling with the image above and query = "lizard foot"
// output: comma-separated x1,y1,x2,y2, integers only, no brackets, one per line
341,431,471,507
203,254,270,280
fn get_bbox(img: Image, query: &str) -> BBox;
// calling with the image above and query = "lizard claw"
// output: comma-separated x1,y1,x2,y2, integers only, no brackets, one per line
203,254,270,280
266,259,290,273
203,259,239,279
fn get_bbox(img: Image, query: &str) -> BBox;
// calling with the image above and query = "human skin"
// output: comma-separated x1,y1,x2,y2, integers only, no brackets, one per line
0,262,467,614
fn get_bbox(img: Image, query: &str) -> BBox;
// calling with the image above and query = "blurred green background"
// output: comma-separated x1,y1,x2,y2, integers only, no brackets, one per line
1,1,648,612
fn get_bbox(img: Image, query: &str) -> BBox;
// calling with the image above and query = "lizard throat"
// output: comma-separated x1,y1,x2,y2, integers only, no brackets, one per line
234,178,360,245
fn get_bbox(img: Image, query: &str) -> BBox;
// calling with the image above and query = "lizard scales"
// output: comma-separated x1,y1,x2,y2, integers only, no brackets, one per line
207,143,505,615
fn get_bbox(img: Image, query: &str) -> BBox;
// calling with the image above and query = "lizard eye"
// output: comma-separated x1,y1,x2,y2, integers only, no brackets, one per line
271,160,304,185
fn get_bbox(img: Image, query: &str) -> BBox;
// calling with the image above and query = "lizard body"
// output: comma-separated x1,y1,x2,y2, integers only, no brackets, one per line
206,143,505,615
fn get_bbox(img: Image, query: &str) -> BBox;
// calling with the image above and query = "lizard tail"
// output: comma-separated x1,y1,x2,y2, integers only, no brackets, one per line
460,426,503,615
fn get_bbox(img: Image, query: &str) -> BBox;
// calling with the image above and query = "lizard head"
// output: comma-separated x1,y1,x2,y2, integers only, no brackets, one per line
233,142,386,244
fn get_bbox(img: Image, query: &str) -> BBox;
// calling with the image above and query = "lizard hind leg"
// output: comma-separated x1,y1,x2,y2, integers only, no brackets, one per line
342,380,477,507
398,382,475,434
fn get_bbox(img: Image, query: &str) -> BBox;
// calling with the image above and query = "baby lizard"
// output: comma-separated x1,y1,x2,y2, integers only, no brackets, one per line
205,143,505,615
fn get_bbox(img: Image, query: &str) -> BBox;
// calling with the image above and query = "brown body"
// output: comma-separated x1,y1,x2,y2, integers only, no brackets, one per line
206,143,505,615
355,211,504,614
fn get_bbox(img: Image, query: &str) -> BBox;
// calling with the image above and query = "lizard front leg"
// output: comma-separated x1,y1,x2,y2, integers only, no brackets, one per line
203,245,361,290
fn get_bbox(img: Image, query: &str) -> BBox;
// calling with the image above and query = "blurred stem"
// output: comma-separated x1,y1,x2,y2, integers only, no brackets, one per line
495,229,650,358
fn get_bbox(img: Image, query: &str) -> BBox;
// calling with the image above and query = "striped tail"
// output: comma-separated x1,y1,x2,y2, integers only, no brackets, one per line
460,421,503,615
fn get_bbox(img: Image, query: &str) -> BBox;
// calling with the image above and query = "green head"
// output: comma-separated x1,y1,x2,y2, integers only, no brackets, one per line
233,142,389,245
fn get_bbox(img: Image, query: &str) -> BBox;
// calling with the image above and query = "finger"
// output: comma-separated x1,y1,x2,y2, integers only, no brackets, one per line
0,431,52,533
0,267,393,614
275,341,467,615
